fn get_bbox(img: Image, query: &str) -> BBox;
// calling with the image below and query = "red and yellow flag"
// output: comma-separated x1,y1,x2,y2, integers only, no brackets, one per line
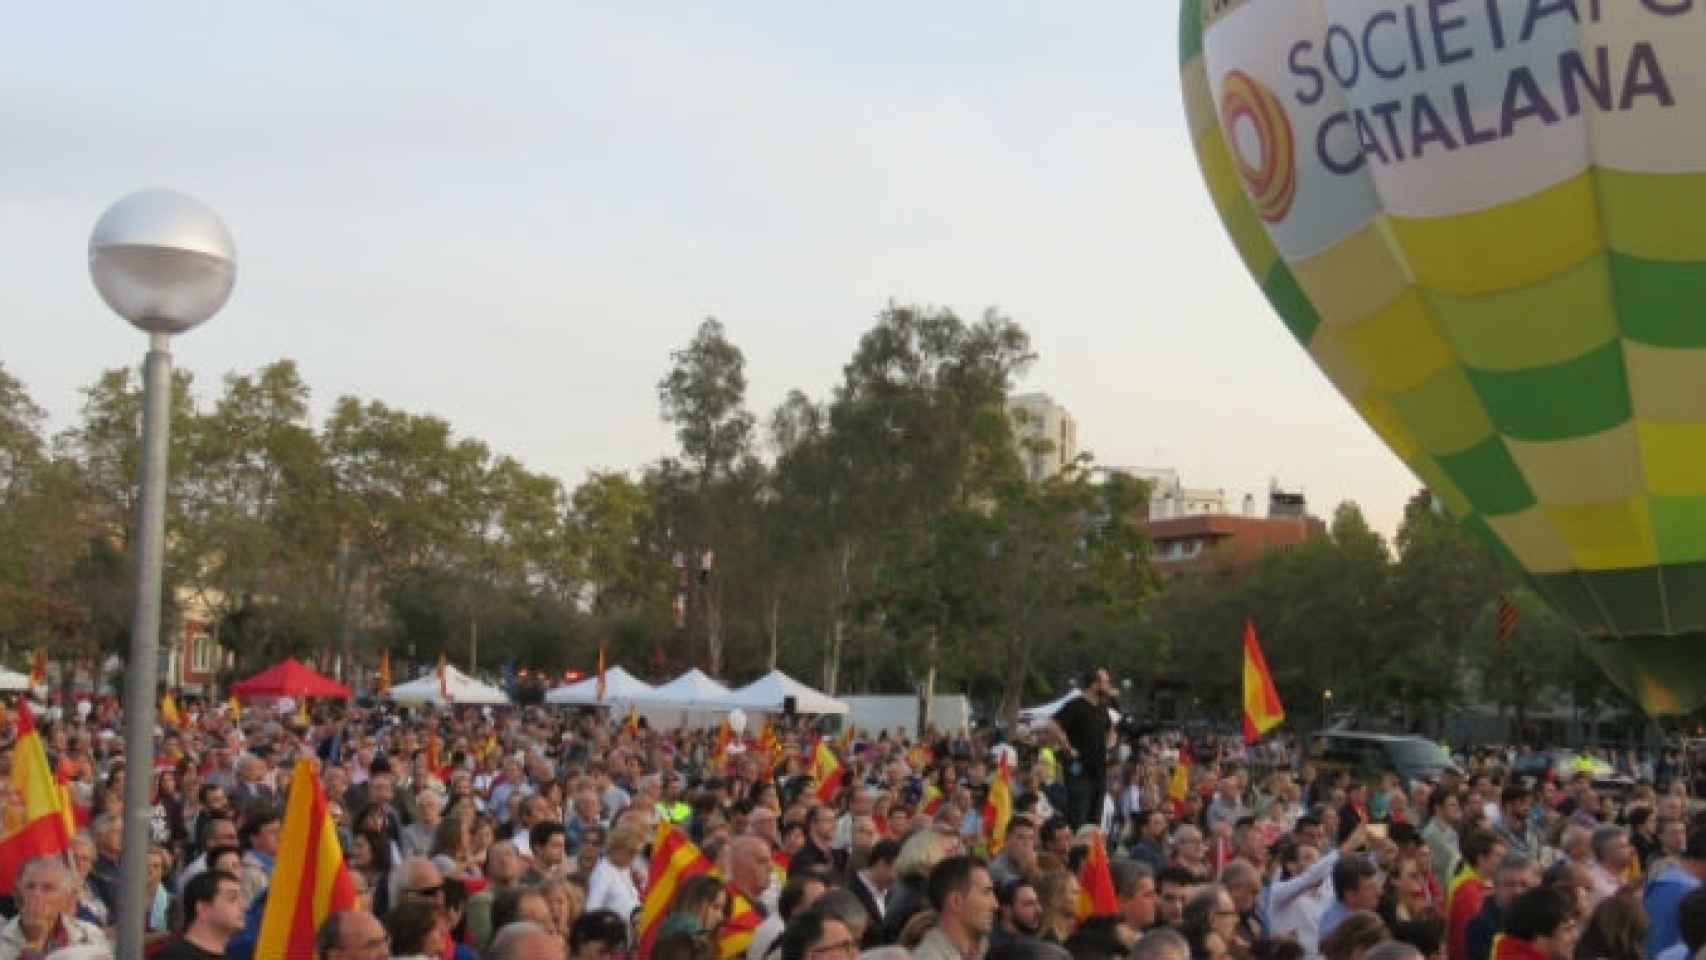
637,820,763,959
161,691,183,729
812,739,845,803
983,754,1014,854
621,704,640,739
376,650,392,697
922,783,945,816
1242,619,1284,744
595,643,608,703
1075,829,1120,921
0,701,72,894
228,695,242,723
27,649,45,688
255,758,358,960
1168,743,1193,807
711,717,734,767
436,653,452,703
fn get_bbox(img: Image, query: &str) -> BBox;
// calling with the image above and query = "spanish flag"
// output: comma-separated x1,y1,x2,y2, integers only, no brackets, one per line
1242,619,1284,744
161,691,183,729
984,753,1014,854
1168,742,1193,808
637,820,763,959
1075,829,1120,921
922,783,945,816
255,758,357,960
376,650,392,697
0,701,72,894
621,704,640,738
812,739,845,803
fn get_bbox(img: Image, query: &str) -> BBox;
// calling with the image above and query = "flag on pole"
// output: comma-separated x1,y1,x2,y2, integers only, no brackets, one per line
622,704,639,738
228,695,242,723
637,820,763,959
812,739,845,803
255,758,358,960
1168,740,1193,807
711,717,734,768
27,649,45,688
922,783,945,816
437,654,452,704
983,753,1014,854
0,701,72,895
1075,829,1120,921
1242,619,1285,744
1495,594,1520,654
161,691,183,729
596,644,608,703
376,650,392,697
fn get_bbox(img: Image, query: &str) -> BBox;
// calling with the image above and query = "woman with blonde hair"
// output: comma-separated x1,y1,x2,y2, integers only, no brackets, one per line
538,875,587,939
585,824,645,931
1035,868,1083,944
883,827,962,942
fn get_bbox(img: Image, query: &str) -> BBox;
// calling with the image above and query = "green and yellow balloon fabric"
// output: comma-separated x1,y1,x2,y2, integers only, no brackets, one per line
1180,0,1706,714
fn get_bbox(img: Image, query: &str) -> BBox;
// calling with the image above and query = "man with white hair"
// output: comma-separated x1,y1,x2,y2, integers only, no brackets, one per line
400,788,444,858
490,921,567,960
0,856,107,959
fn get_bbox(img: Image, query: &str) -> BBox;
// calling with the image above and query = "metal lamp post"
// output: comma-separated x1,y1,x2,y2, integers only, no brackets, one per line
89,190,235,960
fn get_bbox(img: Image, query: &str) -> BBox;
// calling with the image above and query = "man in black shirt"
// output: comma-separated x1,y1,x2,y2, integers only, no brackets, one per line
155,870,245,959
1046,667,1115,830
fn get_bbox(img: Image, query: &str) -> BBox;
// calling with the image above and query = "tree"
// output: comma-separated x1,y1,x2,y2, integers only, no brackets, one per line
654,317,757,675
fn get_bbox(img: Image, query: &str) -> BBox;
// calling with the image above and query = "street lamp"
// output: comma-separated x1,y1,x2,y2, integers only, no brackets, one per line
89,189,235,960
1322,688,1334,729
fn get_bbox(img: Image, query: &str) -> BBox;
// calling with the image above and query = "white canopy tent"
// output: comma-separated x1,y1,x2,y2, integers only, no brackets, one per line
633,668,734,729
386,665,511,706
544,666,655,706
0,668,31,692
715,670,849,715
645,668,732,708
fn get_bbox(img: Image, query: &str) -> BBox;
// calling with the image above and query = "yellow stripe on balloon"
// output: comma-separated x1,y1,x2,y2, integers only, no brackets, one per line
1389,173,1603,296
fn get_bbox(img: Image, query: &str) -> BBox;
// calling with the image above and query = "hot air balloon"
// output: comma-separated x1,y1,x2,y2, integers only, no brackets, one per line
1179,0,1706,715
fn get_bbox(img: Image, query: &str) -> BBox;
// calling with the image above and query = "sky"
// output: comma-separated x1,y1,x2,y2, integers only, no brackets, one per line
2,2,1420,539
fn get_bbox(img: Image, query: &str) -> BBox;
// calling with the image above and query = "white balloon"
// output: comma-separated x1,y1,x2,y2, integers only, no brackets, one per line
728,708,747,735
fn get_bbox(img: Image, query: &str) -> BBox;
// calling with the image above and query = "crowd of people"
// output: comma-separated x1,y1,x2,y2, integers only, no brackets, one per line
0,666,1702,960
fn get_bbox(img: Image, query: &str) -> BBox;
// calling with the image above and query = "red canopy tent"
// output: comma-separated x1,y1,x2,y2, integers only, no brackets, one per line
229,657,351,700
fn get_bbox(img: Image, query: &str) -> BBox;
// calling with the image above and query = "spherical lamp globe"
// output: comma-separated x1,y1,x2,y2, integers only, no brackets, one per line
88,189,236,335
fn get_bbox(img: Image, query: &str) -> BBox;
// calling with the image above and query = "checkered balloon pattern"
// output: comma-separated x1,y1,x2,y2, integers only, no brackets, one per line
1181,0,1706,713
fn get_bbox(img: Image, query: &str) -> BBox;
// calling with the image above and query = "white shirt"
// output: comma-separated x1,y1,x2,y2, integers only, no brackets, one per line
1265,849,1341,960
585,857,642,927
747,913,784,960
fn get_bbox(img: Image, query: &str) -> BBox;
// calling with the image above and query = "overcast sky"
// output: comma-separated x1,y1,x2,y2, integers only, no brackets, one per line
2,2,1419,537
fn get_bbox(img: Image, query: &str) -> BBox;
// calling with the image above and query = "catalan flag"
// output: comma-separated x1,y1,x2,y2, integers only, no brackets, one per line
255,758,358,960
983,753,1013,854
160,691,183,729
0,701,71,895
637,820,763,959
1242,619,1284,744
1075,829,1120,921
812,739,845,803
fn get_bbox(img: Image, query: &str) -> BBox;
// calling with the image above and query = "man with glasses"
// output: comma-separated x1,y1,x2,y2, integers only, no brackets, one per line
391,856,445,911
316,909,391,960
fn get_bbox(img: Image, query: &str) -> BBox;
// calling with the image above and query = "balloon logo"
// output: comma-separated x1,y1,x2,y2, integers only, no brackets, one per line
1178,0,1706,714
1219,70,1296,224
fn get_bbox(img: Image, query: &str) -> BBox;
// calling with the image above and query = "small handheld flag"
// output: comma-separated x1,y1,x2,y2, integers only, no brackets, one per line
255,759,357,960
1241,619,1285,744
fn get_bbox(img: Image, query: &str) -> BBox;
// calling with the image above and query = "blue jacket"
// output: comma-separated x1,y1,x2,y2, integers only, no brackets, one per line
1645,862,1701,958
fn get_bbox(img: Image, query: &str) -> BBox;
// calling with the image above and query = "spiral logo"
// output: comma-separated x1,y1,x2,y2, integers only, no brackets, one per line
1219,70,1297,224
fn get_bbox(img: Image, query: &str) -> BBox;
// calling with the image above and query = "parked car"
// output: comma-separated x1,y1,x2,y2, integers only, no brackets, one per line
1310,731,1458,786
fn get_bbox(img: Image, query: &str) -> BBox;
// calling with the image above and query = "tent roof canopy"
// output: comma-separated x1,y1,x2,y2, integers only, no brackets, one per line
386,664,510,706
544,666,654,705
231,658,351,700
716,670,848,715
0,668,30,692
644,668,732,708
